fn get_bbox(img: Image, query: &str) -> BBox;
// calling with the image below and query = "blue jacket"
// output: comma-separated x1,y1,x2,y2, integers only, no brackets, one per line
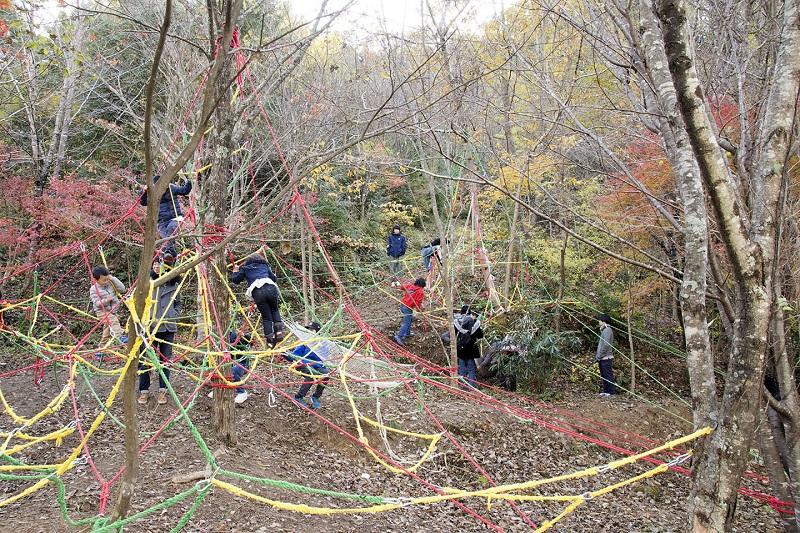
284,344,328,372
386,233,407,258
230,256,277,286
140,180,193,222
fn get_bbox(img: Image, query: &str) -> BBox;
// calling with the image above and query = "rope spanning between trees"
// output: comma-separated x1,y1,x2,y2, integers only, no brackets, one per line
0,29,792,532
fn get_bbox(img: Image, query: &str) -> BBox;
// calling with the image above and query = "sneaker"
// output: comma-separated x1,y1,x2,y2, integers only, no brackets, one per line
157,391,168,405
310,396,321,410
274,331,287,344
234,391,249,404
207,390,213,399
393,336,405,346
293,395,309,408
599,392,611,398
119,335,128,344
138,392,148,405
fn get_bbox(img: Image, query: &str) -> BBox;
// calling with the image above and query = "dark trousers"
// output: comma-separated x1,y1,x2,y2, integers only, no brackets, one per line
157,219,179,257
598,359,616,394
139,331,175,391
296,365,330,399
252,284,283,340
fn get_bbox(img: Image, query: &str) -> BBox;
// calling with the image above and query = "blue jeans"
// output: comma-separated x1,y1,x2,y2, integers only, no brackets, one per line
458,358,476,387
397,305,413,340
232,355,250,394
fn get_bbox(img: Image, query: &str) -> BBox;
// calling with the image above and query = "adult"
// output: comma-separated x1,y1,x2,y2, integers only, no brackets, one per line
386,224,407,285
477,336,520,391
596,313,616,397
454,306,484,388
138,255,181,405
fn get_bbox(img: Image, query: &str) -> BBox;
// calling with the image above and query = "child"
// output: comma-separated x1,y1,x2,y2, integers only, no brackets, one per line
206,326,252,404
386,224,407,285
230,254,285,347
229,326,253,405
393,278,426,346
138,256,181,405
139,174,193,257
89,266,128,347
283,322,332,409
453,306,484,388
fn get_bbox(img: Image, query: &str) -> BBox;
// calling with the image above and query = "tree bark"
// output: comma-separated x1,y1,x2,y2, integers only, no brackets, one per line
656,0,799,529
206,0,243,447
113,0,244,519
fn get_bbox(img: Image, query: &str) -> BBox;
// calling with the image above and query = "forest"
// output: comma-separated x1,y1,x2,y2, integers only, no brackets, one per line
0,0,798,531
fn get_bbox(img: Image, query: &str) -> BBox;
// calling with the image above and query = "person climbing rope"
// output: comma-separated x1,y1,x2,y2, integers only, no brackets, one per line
393,278,426,346
229,253,285,347
386,224,407,285
282,321,333,409
453,305,484,388
89,265,128,351
596,313,616,397
138,254,181,406
139,174,193,257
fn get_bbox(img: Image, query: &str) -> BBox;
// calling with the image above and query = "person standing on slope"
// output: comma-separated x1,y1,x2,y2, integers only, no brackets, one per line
386,224,407,286
596,313,616,397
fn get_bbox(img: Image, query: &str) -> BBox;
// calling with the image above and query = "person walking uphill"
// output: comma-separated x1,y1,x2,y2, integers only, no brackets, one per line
89,266,128,348
596,313,616,397
393,278,426,346
230,254,285,347
454,306,484,388
139,174,193,257
386,225,407,285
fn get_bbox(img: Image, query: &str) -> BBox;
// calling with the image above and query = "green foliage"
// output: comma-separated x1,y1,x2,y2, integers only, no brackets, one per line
491,325,584,394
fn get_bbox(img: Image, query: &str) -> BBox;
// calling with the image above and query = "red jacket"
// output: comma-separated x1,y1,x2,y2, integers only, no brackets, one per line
400,284,425,310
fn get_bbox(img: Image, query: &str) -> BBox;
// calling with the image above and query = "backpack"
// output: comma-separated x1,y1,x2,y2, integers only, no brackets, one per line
456,316,476,351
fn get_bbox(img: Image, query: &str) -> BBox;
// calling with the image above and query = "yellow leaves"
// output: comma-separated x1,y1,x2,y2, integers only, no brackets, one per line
380,201,419,227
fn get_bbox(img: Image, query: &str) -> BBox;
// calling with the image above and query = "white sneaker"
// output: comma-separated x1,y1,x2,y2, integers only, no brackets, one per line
599,392,611,397
207,391,213,399
234,391,249,404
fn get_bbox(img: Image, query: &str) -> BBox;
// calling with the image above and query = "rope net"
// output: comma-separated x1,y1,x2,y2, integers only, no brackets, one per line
0,28,788,532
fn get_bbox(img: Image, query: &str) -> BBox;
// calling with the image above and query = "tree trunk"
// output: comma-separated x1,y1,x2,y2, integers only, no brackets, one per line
626,285,636,394
470,183,503,311
207,0,243,447
113,0,243,518
656,0,799,528
419,143,457,369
